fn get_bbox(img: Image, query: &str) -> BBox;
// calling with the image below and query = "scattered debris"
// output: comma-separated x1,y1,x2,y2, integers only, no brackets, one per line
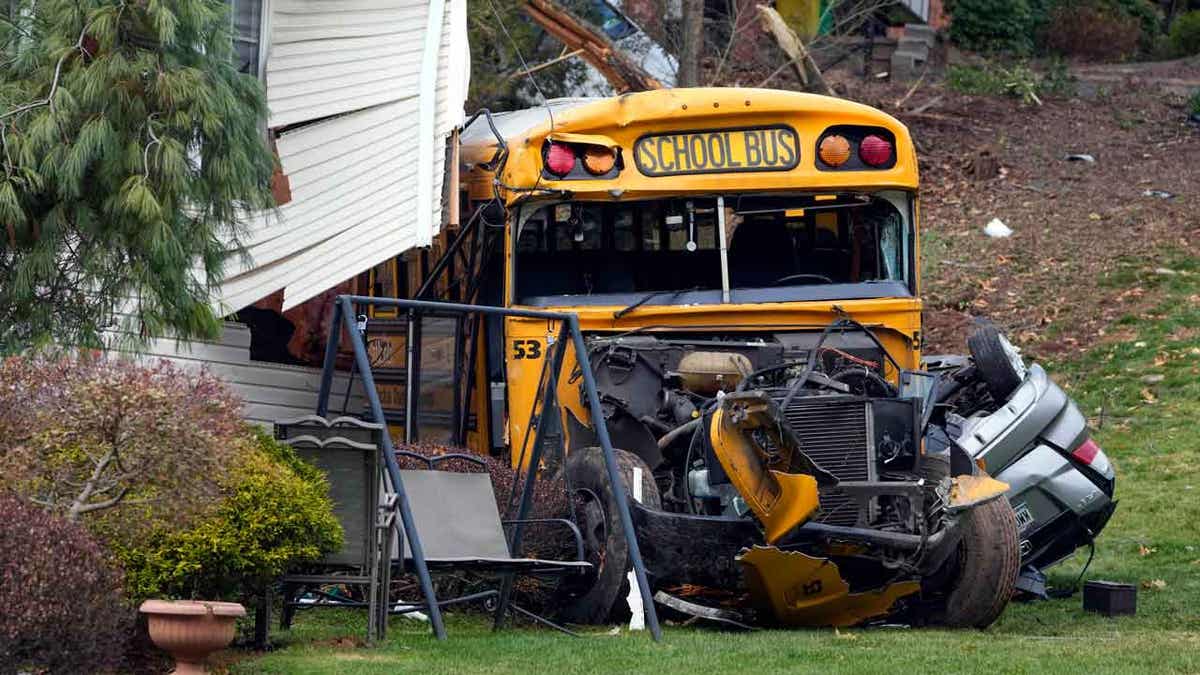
1083,581,1137,616
1016,566,1049,599
1140,374,1165,385
1141,579,1167,591
1065,153,1096,163
1142,189,1175,199
756,5,836,97
984,218,1013,238
834,627,858,640
966,148,1001,180
908,95,944,116
654,591,755,631
393,605,430,622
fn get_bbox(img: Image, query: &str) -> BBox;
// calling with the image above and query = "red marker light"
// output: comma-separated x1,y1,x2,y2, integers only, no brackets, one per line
545,142,576,176
859,135,893,167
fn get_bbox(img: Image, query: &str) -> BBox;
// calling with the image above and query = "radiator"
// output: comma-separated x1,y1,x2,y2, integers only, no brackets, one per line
779,395,874,527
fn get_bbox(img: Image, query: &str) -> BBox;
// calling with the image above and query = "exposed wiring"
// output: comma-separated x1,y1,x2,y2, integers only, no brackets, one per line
1047,528,1097,599
819,346,878,369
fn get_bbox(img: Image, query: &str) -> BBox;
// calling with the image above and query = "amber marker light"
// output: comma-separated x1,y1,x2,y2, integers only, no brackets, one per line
818,135,851,167
582,145,617,175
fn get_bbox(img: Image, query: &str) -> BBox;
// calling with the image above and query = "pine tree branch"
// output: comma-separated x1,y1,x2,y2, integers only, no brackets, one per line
0,19,91,121
142,114,161,179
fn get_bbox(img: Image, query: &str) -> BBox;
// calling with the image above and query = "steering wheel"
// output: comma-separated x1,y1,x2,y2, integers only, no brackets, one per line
770,273,834,286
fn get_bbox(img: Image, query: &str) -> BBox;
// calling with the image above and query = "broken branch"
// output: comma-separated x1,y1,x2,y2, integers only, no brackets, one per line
756,5,836,97
508,48,584,80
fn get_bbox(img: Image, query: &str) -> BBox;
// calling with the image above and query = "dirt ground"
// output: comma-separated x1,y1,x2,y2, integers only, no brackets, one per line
837,71,1200,357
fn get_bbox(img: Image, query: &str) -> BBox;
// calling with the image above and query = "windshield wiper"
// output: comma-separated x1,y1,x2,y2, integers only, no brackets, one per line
614,286,699,319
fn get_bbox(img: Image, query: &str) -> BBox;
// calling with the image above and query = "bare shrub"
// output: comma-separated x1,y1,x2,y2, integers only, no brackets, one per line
1041,3,1141,61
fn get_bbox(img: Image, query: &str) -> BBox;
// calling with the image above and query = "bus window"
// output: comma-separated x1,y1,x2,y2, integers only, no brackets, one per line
513,193,911,306
614,211,636,251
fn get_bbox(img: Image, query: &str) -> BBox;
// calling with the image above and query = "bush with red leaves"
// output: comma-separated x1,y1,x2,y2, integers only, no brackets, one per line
0,354,243,537
0,492,132,674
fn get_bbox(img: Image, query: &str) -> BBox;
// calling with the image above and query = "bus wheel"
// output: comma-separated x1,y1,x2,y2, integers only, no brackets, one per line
932,497,1021,628
558,447,660,624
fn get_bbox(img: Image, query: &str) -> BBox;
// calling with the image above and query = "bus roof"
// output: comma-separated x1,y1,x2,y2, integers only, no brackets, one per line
461,88,918,203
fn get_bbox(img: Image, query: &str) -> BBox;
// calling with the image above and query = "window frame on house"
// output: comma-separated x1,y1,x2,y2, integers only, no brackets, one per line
231,0,271,81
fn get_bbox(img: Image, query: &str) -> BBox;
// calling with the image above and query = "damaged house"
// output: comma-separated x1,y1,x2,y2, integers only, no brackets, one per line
135,0,470,425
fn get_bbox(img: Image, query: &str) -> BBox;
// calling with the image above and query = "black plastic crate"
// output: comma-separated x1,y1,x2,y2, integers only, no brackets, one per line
1083,580,1137,616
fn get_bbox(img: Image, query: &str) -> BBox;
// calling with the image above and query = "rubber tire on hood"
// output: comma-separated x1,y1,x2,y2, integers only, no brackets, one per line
558,447,660,625
968,323,1025,402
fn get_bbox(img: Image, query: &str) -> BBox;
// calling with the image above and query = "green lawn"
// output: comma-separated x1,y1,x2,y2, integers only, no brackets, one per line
232,257,1200,675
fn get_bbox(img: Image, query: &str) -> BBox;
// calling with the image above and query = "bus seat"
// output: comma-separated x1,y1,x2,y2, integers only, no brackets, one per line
730,219,797,288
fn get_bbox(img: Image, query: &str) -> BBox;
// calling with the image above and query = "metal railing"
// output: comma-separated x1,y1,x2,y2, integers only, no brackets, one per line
314,295,662,641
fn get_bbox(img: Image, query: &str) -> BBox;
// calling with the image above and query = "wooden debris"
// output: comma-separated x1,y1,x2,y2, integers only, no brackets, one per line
756,5,836,97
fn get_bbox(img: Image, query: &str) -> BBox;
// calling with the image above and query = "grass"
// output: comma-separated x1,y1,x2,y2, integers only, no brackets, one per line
231,257,1200,674
945,61,1074,105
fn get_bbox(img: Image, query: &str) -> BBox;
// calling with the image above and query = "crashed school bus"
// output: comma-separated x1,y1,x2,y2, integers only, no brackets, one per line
451,88,1021,628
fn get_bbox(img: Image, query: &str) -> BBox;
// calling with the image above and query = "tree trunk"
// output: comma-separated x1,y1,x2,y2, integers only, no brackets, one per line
678,0,704,87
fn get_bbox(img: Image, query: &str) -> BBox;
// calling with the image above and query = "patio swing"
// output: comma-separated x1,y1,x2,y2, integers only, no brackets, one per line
258,295,662,644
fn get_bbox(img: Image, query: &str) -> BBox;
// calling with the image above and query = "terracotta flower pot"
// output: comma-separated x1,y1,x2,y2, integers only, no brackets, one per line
139,599,246,674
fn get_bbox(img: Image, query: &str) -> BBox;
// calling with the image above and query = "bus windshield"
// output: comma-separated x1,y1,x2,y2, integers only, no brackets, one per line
513,192,913,307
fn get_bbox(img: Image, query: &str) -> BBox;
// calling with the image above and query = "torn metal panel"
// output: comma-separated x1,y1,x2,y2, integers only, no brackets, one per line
708,401,821,544
945,474,1010,512
738,546,920,627
654,591,754,631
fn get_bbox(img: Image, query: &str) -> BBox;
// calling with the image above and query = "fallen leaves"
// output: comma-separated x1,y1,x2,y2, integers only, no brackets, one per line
1141,579,1167,591
1138,544,1157,557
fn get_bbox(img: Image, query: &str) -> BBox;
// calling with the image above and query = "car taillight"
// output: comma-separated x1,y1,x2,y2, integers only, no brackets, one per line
1073,438,1100,464
545,142,577,176
859,135,893,167
1071,437,1112,476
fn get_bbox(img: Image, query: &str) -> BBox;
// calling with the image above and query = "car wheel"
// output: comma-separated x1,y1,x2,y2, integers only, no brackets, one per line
936,497,1021,628
968,323,1026,402
557,447,660,624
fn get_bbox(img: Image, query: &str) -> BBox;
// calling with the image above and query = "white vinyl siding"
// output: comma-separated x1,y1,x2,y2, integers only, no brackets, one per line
127,323,364,427
264,0,430,129
214,0,469,314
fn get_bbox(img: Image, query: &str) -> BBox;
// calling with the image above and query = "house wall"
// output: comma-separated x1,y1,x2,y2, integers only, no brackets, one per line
216,0,470,315
132,322,365,427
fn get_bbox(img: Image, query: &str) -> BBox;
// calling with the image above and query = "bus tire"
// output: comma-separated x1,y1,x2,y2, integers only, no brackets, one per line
938,497,1021,628
559,447,660,625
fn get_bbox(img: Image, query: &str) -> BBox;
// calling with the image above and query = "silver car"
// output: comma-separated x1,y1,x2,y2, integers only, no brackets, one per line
926,325,1117,583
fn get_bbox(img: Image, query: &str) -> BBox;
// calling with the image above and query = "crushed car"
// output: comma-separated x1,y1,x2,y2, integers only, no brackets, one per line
563,320,1112,628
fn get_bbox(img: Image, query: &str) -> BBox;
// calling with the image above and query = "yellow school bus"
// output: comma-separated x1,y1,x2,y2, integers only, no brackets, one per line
450,88,1017,629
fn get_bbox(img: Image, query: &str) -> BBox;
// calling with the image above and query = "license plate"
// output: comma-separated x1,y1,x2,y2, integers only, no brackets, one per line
633,125,800,177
